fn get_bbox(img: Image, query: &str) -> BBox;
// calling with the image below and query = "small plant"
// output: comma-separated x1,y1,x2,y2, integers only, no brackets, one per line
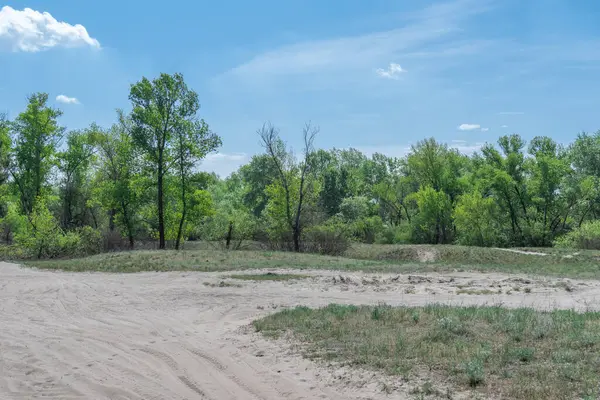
412,311,420,324
465,359,485,387
511,347,535,362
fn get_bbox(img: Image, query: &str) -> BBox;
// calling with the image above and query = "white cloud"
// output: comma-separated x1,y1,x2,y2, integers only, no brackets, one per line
0,6,100,52
458,123,481,131
481,127,489,132
498,111,524,115
56,95,79,105
199,152,249,177
501,125,508,128
376,63,406,79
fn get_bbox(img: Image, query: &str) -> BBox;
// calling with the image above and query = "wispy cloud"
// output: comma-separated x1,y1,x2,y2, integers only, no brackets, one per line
481,127,489,132
501,125,508,128
498,111,524,115
458,123,481,131
56,95,80,105
376,63,406,79
225,0,493,80
0,6,100,52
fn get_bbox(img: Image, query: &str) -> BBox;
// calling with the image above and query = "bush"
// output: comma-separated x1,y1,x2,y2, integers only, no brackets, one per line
349,216,383,244
554,220,600,250
302,223,350,256
77,226,103,255
377,224,411,244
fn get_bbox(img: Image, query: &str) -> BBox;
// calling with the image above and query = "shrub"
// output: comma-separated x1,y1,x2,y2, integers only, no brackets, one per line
349,216,383,244
302,223,350,256
377,224,411,244
554,220,600,250
77,226,103,255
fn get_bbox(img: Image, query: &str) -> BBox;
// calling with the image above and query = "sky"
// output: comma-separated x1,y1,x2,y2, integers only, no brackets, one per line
1,0,600,177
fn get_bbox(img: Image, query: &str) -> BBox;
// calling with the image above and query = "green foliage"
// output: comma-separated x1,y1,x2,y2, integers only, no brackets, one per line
9,93,64,215
453,191,499,247
408,187,453,244
2,75,600,257
302,220,351,256
14,199,63,258
554,220,600,250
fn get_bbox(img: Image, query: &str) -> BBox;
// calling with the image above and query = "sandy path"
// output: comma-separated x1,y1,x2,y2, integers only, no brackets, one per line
1,262,600,399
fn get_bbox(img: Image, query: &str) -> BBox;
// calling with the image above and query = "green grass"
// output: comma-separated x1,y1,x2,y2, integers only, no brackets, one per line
23,250,385,273
254,304,600,399
16,243,600,278
229,272,310,281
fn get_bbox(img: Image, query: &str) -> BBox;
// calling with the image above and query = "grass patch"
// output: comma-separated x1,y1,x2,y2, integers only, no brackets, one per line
16,243,600,278
23,250,385,273
229,272,310,281
254,304,600,399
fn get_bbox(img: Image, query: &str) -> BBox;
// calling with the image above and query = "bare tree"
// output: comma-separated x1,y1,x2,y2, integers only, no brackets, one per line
259,122,318,252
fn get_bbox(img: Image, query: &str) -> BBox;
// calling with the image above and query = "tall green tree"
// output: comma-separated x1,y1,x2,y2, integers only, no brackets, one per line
173,117,221,250
9,93,64,217
128,72,207,249
58,125,98,229
93,123,140,248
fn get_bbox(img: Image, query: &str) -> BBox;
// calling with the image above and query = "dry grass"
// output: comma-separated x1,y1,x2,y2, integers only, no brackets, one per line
254,304,600,399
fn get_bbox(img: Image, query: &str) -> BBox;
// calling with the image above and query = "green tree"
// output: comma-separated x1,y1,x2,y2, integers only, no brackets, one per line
93,123,140,248
9,93,64,216
259,122,319,252
128,72,207,249
173,114,221,250
408,186,453,244
58,125,98,229
238,154,279,217
453,191,498,246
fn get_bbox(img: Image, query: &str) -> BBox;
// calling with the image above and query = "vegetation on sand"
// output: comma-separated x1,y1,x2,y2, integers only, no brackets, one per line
254,304,600,399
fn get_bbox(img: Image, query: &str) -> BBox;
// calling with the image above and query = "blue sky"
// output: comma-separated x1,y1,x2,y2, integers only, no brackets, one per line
1,0,600,176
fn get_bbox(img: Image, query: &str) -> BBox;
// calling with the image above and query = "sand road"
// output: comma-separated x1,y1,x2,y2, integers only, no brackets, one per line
1,261,600,399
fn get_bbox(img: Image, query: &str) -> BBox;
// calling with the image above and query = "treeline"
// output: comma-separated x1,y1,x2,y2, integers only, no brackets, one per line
1,72,599,258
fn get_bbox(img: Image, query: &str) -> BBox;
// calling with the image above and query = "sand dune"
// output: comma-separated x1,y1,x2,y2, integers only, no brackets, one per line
1,262,598,399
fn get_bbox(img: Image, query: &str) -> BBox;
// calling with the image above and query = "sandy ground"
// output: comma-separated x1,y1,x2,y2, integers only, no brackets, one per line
2,262,600,399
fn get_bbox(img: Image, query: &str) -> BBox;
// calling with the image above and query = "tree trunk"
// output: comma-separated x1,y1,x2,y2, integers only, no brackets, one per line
157,158,166,250
293,225,300,252
108,208,116,231
175,208,186,251
225,221,233,250
121,202,134,250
